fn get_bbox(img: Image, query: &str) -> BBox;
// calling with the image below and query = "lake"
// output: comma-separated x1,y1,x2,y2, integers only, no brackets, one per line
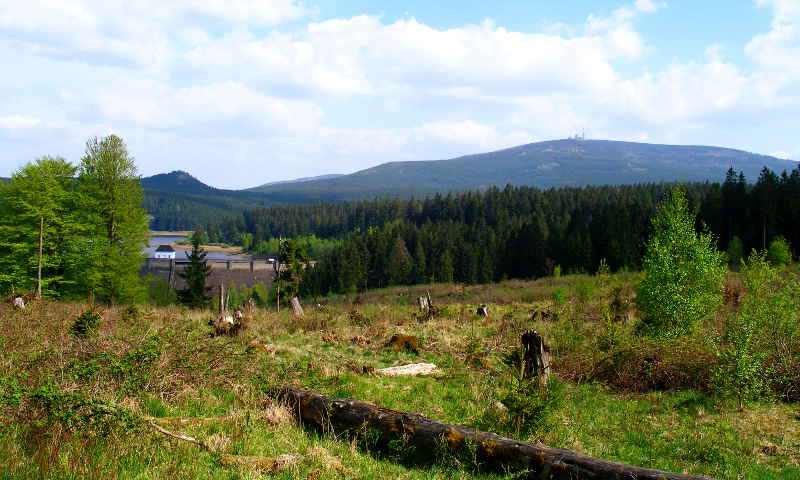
145,234,251,261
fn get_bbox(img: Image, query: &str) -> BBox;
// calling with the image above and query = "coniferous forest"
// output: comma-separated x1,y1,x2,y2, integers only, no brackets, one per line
201,166,800,296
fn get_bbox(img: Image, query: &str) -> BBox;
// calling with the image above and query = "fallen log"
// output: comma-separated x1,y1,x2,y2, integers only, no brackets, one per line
277,388,711,480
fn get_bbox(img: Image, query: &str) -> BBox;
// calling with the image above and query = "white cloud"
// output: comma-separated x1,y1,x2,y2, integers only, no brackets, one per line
66,80,323,135
0,115,42,130
0,0,310,67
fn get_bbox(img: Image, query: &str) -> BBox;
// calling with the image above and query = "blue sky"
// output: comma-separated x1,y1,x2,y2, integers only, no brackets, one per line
1,0,798,188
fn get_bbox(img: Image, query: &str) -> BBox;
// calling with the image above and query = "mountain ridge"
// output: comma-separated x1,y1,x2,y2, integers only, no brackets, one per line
139,138,797,230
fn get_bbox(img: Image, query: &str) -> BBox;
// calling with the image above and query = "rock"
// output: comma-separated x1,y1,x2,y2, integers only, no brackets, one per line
376,363,439,376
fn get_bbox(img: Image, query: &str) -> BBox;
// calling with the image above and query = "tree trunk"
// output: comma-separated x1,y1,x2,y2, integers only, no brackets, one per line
277,388,710,480
35,216,43,299
219,282,225,313
521,330,550,384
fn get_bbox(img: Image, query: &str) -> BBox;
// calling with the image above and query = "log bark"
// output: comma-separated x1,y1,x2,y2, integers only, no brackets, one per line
277,388,711,480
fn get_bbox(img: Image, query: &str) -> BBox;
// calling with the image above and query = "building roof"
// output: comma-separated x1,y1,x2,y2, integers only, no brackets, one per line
155,244,175,252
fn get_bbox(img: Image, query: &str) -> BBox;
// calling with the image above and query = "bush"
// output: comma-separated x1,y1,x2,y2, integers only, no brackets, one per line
714,250,800,404
766,236,792,266
70,308,102,338
636,189,726,338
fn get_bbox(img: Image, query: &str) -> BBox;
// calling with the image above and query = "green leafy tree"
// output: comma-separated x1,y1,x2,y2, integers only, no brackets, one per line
0,157,85,297
766,236,791,266
636,188,726,337
79,135,149,303
177,229,212,308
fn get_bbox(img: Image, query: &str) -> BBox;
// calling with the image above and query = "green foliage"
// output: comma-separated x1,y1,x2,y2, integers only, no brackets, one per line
499,348,564,436
110,335,163,392
551,287,567,310
726,236,744,269
553,265,561,278
636,189,727,338
145,274,177,306
70,308,102,338
79,135,149,304
31,385,140,435
596,258,610,276
714,252,774,405
387,237,413,285
766,236,792,266
573,277,596,303
177,228,212,309
0,156,85,296
275,238,310,302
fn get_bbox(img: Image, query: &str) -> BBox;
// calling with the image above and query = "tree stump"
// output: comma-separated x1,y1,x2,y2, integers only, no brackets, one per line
476,304,489,317
521,330,550,384
12,297,25,309
290,297,304,318
417,296,429,312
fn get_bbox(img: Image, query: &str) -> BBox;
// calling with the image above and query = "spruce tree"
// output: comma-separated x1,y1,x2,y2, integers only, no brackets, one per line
177,229,212,308
387,237,413,285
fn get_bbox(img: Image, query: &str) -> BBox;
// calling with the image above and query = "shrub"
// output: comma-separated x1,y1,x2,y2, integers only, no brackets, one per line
551,287,567,310
636,189,726,338
714,250,800,404
70,308,102,338
766,236,792,266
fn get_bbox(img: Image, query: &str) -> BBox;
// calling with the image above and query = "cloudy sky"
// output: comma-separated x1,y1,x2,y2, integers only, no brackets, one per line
1,0,798,188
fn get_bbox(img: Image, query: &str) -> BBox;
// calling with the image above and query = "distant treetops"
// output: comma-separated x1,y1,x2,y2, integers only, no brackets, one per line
0,135,149,303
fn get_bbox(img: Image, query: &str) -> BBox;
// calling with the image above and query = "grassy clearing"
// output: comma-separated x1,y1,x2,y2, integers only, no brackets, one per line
1,274,799,479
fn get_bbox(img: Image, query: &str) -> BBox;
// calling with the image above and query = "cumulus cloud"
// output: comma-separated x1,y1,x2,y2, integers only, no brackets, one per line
1,0,799,187
0,0,310,67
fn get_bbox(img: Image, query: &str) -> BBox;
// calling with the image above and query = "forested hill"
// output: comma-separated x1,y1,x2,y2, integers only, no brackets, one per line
246,139,794,198
141,140,795,229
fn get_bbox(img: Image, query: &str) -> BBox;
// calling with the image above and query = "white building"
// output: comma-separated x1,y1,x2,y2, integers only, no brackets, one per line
154,244,176,259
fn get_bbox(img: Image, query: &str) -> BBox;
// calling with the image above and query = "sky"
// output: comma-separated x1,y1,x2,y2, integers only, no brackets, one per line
1,0,799,189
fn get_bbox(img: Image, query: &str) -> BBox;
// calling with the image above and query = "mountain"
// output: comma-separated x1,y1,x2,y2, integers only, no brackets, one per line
247,139,795,200
252,173,345,189
141,139,797,229
141,170,221,194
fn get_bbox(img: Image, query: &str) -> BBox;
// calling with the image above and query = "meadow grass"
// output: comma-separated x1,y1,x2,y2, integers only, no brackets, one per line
1,273,799,479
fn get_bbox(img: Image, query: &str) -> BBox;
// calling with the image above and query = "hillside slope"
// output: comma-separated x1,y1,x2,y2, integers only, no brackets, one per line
141,139,796,228
248,139,795,199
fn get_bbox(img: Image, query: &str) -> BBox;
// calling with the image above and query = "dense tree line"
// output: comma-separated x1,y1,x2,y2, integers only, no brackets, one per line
203,165,800,296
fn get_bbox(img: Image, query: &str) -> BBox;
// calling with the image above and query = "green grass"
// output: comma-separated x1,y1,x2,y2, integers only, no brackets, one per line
1,273,799,478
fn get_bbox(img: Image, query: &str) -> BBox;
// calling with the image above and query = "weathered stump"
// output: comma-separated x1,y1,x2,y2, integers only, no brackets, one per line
290,297,304,318
476,305,489,317
12,297,25,309
417,296,429,312
276,388,711,480
521,330,550,384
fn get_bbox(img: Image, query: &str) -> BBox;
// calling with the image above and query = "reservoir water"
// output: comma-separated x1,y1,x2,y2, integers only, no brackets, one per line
145,234,251,261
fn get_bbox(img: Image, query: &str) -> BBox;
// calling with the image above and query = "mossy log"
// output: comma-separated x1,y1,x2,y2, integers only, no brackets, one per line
277,388,711,480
